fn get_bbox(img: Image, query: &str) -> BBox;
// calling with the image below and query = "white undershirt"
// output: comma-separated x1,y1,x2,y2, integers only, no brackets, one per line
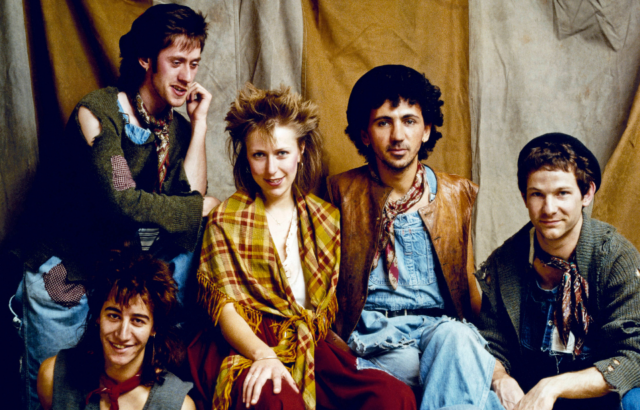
282,216,311,309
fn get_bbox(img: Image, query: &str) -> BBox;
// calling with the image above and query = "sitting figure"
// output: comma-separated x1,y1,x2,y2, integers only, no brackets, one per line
327,65,489,409
37,252,195,410
196,84,416,409
12,4,219,409
476,133,640,409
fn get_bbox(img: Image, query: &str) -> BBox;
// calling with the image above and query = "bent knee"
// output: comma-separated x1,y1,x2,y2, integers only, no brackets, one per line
423,320,484,349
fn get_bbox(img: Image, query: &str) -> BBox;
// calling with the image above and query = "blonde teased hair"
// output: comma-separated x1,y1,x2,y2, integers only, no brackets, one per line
225,83,323,196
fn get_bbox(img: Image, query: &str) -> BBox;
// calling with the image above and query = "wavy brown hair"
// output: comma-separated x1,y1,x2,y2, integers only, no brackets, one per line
117,4,208,94
225,83,323,196
76,250,182,386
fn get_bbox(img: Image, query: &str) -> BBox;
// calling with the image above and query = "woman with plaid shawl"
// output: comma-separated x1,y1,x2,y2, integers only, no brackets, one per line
194,85,416,410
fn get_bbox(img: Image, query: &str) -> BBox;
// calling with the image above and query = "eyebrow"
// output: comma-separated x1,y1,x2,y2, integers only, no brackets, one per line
104,306,150,321
372,113,420,122
167,56,201,63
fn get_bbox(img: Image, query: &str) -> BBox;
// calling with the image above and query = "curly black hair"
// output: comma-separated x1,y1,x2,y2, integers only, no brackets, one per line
345,65,444,163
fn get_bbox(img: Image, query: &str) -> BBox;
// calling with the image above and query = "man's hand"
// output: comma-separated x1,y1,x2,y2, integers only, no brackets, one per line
513,378,558,410
186,82,211,125
202,196,221,217
492,361,525,410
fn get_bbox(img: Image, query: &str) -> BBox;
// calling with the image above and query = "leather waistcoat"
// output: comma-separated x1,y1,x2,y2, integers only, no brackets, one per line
328,165,478,340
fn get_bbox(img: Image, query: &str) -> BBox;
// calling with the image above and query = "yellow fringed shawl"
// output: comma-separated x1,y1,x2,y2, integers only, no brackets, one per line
198,190,340,410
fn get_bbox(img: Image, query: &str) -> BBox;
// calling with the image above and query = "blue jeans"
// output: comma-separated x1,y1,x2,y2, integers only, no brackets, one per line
350,314,503,410
13,249,196,410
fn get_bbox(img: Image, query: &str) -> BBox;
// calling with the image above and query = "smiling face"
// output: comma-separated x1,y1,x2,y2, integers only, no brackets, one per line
138,35,201,114
99,295,154,374
246,125,304,206
362,99,431,174
524,168,595,256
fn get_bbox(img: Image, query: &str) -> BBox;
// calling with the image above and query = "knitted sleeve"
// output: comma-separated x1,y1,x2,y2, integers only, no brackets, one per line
592,233,640,398
75,90,204,252
475,249,520,375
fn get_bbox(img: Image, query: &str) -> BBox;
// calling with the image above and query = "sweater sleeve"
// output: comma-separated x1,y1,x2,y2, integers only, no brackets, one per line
475,255,518,374
592,236,640,398
75,98,204,252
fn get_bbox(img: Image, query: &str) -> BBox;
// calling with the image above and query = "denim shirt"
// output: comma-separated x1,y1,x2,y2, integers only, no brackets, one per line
364,210,445,312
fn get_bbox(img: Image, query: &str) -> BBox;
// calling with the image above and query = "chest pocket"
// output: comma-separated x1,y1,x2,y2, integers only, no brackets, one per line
368,223,436,287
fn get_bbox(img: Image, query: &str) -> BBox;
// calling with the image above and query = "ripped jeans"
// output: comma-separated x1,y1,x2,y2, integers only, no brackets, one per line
349,312,504,410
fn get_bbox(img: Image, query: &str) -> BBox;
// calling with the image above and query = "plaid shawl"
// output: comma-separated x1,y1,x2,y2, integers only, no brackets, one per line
198,190,340,410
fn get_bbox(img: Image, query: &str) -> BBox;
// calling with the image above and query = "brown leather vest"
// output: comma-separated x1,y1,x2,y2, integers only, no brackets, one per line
327,165,478,341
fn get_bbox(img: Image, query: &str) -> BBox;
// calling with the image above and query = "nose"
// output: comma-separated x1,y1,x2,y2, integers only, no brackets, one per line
178,64,195,84
390,121,404,141
542,196,557,215
267,156,278,175
115,321,131,340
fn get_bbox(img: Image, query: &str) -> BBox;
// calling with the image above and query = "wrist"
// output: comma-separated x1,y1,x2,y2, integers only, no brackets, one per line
250,347,275,362
191,119,207,136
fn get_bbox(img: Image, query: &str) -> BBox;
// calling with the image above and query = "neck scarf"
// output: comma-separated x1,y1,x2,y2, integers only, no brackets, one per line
372,165,426,289
198,190,340,410
132,92,173,192
534,240,591,355
85,372,142,410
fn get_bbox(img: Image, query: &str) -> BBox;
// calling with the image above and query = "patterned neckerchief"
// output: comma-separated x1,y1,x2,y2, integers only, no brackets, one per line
372,164,426,289
198,189,340,410
85,372,142,410
532,233,591,355
132,92,173,192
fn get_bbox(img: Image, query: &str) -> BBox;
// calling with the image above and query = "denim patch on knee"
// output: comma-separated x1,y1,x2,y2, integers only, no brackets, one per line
43,263,86,307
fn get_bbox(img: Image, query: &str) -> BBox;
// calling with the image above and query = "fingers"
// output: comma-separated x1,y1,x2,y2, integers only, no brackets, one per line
282,370,300,393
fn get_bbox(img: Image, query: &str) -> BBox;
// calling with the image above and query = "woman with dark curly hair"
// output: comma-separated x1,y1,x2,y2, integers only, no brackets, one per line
193,84,416,410
37,252,195,410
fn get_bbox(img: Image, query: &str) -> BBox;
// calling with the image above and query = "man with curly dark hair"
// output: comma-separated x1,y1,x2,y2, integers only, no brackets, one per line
327,65,488,408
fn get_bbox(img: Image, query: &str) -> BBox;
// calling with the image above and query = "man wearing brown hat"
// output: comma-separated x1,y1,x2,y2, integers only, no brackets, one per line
475,133,640,409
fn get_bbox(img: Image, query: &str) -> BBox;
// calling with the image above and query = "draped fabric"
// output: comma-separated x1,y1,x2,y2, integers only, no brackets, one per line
593,85,640,248
470,0,640,262
301,0,472,181
198,190,340,410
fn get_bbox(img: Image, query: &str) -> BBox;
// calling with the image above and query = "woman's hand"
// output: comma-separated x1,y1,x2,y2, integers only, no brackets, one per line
242,357,299,408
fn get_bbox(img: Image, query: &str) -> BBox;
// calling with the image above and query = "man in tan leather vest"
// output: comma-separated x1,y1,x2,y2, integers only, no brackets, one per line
327,65,495,409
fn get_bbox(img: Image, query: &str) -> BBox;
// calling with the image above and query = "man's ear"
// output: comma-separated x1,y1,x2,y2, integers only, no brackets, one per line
138,57,151,71
422,124,431,143
361,130,370,147
582,181,596,207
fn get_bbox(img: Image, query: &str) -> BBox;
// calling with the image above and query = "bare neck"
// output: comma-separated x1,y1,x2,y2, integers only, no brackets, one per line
137,82,167,116
377,158,421,201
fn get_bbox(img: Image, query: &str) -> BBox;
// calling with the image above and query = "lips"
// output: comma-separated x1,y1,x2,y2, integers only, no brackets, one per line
171,85,187,96
264,177,284,187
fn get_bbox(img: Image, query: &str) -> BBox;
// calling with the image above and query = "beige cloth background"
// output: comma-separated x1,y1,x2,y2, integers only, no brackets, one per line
301,0,472,180
3,0,640,259
593,85,640,248
469,0,640,262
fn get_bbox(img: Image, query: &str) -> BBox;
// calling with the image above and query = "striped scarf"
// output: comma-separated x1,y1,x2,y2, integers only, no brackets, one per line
132,93,173,192
198,190,340,410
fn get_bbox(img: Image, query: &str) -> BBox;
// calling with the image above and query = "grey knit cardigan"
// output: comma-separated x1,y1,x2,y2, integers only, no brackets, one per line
475,212,640,397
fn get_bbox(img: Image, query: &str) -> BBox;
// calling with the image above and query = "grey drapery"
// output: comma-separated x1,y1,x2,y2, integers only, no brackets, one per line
158,0,303,200
0,1,38,245
470,0,640,262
